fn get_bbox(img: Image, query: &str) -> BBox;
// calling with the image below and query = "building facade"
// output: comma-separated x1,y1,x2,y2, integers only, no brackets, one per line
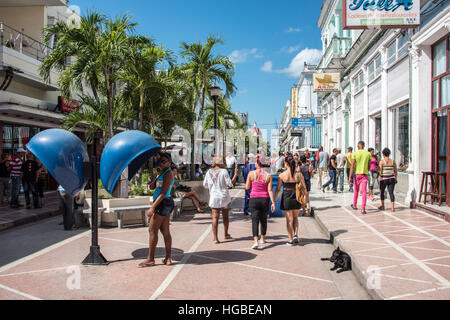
316,0,449,206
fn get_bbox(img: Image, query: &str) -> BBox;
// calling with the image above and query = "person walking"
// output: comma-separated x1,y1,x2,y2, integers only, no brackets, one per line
242,156,256,216
299,155,314,216
21,153,41,209
349,141,372,215
316,146,329,189
368,148,379,201
139,152,175,267
36,159,47,208
336,149,347,193
322,148,338,193
378,148,398,212
203,156,239,244
0,153,10,205
345,147,354,192
225,152,237,184
275,155,307,246
245,156,276,249
57,184,76,231
9,148,25,209
310,152,317,173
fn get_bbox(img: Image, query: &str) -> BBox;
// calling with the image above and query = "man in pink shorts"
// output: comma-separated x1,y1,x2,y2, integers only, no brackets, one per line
349,141,372,215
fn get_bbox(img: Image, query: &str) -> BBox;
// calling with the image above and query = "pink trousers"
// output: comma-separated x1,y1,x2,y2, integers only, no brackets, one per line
353,174,368,211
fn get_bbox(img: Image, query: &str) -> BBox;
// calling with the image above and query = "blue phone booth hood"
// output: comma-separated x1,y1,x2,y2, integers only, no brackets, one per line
26,129,89,197
100,130,161,195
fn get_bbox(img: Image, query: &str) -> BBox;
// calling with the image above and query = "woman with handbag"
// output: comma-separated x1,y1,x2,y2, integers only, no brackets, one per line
139,152,175,268
275,155,307,246
378,148,398,212
245,155,276,249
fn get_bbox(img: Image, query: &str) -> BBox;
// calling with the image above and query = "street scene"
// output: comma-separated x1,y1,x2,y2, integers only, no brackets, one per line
0,0,449,304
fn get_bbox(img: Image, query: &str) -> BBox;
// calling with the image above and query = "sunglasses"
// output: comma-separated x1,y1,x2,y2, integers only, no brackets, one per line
159,159,168,164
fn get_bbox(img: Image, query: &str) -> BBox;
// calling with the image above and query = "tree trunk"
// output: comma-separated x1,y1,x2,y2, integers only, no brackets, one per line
104,68,113,141
198,85,206,121
138,87,144,131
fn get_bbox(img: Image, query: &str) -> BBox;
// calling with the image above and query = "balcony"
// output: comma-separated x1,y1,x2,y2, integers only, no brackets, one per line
318,35,352,70
0,0,67,6
0,22,58,90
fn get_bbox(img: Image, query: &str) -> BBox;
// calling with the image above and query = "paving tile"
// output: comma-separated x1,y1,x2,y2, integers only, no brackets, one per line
401,246,450,261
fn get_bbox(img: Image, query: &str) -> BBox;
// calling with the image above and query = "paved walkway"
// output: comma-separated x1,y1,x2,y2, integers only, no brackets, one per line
0,192,60,231
311,179,450,300
0,186,369,300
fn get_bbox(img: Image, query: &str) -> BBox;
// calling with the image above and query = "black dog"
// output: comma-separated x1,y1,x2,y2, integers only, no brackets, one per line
321,247,351,273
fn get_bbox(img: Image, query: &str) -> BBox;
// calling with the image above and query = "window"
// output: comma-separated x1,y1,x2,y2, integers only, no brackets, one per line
432,37,450,109
387,32,410,66
368,54,382,82
353,71,364,92
433,40,447,77
393,104,409,167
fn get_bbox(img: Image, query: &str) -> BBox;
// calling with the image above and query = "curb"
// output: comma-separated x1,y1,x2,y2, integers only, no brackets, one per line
314,211,385,300
0,208,61,232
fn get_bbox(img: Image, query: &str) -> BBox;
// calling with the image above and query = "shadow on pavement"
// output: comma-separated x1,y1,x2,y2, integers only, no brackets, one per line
179,250,257,265
108,247,186,264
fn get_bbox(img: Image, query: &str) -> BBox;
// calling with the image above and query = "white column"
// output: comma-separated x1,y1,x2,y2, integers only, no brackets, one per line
380,46,389,151
363,65,369,144
350,92,355,148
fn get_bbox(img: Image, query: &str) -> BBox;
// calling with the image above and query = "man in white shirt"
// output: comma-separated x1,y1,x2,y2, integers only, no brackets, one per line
225,152,236,181
335,149,347,193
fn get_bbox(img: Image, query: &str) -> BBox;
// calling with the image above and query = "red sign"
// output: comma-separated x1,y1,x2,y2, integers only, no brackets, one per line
60,97,81,112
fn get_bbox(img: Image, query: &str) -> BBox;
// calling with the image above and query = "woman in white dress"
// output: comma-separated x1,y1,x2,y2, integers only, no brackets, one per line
203,156,239,244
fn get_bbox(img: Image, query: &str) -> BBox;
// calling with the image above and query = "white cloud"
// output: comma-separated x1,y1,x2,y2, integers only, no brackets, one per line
285,27,302,33
261,48,322,78
229,48,263,63
239,89,249,95
280,44,302,54
261,61,273,72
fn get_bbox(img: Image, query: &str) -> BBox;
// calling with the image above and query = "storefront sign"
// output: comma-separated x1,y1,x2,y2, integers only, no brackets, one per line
291,87,299,119
343,0,420,29
58,96,81,113
291,128,303,137
313,73,340,92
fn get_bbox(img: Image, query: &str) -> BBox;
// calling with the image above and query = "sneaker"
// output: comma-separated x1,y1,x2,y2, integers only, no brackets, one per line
322,187,325,193
361,210,367,215
293,235,299,243
252,243,259,250
286,241,294,247
244,212,249,216
350,204,358,210
259,239,266,245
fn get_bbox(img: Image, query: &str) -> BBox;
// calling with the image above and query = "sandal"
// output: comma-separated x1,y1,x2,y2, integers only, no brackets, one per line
162,258,173,265
138,261,155,268
378,206,385,211
213,240,220,244
224,234,232,240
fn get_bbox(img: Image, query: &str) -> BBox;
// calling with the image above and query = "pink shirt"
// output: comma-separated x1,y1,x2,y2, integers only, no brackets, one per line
250,169,270,198
369,157,377,172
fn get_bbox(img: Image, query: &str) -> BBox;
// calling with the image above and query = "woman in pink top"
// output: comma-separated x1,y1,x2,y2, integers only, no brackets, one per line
245,156,276,249
367,148,379,201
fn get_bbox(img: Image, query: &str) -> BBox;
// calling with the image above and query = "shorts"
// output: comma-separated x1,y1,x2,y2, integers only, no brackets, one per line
304,179,311,192
154,197,174,216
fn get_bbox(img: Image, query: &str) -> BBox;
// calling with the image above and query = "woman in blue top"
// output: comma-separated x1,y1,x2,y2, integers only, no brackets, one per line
139,152,175,268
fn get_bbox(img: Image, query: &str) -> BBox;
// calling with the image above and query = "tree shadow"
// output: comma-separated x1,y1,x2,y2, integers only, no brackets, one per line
108,247,185,264
176,249,257,265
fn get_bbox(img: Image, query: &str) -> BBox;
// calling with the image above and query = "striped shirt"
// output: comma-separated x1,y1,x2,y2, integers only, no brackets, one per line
10,156,23,177
380,164,395,181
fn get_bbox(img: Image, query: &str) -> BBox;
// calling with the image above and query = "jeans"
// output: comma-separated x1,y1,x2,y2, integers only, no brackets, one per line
23,180,39,208
227,168,234,180
0,177,9,203
244,189,251,214
368,171,379,191
353,174,368,211
323,170,337,192
317,167,327,188
346,168,354,190
10,176,21,207
336,168,345,192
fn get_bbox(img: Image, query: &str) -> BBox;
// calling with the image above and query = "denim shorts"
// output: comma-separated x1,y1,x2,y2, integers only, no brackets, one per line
154,198,174,216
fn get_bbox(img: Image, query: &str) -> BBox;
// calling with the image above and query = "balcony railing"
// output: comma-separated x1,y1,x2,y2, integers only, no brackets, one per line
318,35,352,70
0,22,52,62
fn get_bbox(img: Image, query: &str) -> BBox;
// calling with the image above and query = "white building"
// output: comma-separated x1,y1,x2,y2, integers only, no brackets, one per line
316,0,450,209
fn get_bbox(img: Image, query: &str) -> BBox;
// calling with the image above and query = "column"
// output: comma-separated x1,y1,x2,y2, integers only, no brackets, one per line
380,46,388,151
363,65,369,144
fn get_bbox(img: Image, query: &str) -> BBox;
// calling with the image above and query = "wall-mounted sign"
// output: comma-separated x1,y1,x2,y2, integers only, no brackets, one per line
58,96,81,113
291,87,299,119
313,73,340,92
292,118,317,128
343,0,420,29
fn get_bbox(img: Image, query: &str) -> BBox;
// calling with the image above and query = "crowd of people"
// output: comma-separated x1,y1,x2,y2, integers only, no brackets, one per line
0,148,47,210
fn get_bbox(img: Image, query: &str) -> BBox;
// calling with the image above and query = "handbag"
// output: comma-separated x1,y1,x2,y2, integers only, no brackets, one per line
295,172,307,205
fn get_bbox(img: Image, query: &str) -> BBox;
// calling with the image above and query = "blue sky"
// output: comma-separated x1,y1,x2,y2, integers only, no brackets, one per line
70,0,324,131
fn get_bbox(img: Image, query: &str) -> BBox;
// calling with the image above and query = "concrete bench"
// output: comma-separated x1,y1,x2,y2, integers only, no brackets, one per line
109,205,151,229
82,208,106,229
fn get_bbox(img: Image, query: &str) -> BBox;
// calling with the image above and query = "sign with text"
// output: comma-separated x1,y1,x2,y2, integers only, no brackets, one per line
313,73,340,92
291,87,299,119
343,0,420,29
292,118,316,128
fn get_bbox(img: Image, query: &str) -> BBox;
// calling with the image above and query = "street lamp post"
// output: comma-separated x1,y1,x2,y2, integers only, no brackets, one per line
209,86,223,130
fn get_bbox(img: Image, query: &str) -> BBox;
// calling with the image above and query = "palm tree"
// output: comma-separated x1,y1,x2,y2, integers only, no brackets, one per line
202,98,240,133
180,35,237,121
40,12,138,141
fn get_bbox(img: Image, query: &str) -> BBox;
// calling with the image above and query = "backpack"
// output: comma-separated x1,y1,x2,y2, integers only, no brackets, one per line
295,172,307,205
